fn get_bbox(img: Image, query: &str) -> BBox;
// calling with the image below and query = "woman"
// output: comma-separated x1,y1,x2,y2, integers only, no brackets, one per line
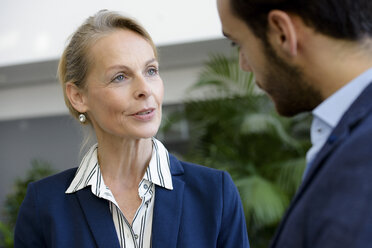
14,10,249,248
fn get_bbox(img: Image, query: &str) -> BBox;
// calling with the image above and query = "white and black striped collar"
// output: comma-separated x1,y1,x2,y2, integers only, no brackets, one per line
65,138,173,194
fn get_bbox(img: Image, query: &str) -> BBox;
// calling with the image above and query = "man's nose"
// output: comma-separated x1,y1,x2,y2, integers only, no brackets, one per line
239,51,252,72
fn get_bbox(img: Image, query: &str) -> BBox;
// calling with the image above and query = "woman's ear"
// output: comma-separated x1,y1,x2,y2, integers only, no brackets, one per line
66,82,88,113
267,10,298,57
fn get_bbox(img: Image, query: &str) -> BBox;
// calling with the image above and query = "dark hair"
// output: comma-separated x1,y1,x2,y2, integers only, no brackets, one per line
230,0,372,41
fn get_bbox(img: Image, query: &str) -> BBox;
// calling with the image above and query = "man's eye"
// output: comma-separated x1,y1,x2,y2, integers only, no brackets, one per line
231,41,241,51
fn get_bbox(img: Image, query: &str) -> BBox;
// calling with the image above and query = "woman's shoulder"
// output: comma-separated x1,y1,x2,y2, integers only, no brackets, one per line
169,153,222,173
168,154,243,217
30,167,78,193
169,153,234,186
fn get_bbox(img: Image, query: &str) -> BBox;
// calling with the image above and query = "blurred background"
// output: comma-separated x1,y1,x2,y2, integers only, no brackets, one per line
0,1,310,247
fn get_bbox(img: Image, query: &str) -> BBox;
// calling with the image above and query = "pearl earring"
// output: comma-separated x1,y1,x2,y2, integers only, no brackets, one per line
79,113,86,123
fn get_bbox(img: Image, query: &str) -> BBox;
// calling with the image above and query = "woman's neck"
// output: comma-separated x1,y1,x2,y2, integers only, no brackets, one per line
96,136,153,188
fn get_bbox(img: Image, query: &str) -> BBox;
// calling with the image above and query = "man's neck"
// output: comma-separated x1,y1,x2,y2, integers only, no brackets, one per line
301,35,372,100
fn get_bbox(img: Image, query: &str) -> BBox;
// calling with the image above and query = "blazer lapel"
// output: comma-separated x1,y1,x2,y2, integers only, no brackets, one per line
152,155,185,248
271,82,372,246
75,188,120,248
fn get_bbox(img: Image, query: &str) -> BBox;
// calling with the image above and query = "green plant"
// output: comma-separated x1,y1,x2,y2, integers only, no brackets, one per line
0,159,55,248
163,53,311,248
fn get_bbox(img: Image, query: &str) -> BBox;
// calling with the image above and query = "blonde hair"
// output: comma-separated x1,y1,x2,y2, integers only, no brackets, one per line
57,10,157,124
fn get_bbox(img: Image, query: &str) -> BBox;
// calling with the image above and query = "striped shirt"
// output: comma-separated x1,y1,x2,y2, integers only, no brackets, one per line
65,138,173,248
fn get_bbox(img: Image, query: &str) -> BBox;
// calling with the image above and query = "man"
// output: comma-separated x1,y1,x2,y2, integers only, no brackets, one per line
217,0,372,247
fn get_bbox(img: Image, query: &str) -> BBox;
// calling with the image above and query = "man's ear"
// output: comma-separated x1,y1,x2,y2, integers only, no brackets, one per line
267,10,298,57
66,82,88,113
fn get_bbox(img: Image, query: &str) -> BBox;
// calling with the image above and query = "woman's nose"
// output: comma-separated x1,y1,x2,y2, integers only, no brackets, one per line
133,76,152,99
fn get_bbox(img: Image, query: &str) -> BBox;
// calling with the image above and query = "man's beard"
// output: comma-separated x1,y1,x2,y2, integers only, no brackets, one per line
259,42,323,117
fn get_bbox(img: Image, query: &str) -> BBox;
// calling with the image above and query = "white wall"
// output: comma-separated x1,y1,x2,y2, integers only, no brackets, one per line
0,0,223,66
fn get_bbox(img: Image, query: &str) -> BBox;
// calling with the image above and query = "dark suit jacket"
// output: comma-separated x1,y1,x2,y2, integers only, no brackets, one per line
14,154,249,248
271,82,372,247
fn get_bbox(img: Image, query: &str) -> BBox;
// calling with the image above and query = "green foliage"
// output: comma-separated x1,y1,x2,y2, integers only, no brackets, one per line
164,53,311,248
0,159,55,248
0,222,12,248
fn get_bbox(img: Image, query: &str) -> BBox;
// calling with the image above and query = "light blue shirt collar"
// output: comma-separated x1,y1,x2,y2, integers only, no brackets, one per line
313,67,372,128
305,67,372,173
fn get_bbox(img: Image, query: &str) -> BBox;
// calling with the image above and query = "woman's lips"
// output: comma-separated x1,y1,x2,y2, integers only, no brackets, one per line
130,108,155,121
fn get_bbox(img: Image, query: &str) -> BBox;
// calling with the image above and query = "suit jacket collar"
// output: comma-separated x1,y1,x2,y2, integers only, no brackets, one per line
151,154,185,248
76,188,121,248
302,81,372,199
271,81,372,246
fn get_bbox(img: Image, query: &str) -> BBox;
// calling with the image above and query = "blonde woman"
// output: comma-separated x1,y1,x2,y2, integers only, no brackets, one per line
14,10,249,248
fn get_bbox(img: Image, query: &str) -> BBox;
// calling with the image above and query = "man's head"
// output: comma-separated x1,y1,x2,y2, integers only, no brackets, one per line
229,0,372,42
217,0,372,116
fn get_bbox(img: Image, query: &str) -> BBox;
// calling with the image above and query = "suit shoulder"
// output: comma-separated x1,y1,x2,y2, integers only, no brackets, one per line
181,160,223,176
169,154,233,186
343,112,372,149
170,153,222,174
31,167,78,193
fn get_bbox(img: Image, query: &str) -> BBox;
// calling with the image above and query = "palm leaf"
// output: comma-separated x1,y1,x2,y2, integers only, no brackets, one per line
241,113,301,149
274,158,306,195
236,175,289,229
188,54,256,98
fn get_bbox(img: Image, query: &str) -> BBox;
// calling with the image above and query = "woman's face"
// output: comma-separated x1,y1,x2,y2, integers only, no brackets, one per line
81,29,164,140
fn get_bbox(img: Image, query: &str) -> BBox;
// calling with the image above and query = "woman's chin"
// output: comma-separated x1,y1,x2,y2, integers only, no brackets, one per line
133,127,159,140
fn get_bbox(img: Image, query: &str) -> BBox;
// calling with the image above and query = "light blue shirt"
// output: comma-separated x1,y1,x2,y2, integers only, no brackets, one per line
305,67,372,175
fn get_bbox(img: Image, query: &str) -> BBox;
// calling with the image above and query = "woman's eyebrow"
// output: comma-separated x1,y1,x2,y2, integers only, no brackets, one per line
105,58,158,77
107,64,130,71
145,58,157,66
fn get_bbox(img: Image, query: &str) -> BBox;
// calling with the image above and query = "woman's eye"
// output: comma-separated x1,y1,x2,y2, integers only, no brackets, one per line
147,67,158,76
112,74,126,83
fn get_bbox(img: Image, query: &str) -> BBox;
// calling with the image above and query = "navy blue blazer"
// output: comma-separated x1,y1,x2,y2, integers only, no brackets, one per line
15,154,249,247
271,82,372,247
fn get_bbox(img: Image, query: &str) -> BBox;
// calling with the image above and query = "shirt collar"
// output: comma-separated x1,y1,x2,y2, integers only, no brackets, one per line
65,137,173,194
313,67,372,128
